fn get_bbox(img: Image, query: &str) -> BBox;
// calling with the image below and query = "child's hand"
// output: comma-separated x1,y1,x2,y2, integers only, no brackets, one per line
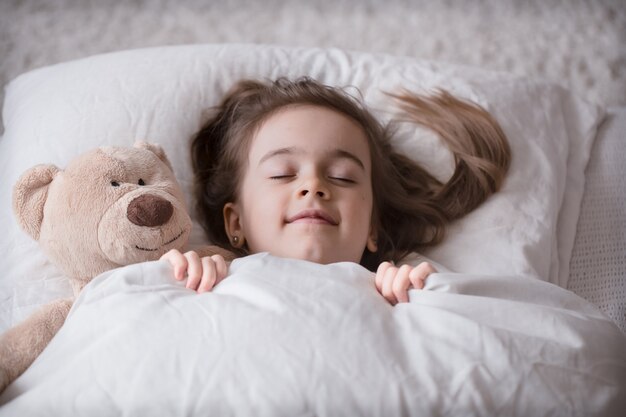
160,249,229,293
375,261,436,305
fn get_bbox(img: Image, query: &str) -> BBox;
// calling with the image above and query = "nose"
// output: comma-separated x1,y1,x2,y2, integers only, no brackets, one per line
297,176,330,200
127,194,174,227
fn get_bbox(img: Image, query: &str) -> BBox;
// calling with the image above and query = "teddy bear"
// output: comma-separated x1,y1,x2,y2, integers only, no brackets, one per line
0,141,231,393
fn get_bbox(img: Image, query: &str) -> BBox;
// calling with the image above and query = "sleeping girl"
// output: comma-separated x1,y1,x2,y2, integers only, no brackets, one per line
161,77,511,305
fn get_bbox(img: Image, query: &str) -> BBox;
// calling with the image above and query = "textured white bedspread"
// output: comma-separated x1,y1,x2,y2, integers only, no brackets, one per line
1,254,624,416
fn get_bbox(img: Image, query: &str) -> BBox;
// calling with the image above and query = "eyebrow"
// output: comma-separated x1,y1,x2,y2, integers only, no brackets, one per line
259,147,366,170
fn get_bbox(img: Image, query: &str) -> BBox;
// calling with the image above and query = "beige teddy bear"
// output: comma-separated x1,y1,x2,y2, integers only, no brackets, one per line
0,141,230,392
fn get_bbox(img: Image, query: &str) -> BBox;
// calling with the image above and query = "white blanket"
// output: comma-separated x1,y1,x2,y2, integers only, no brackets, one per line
1,254,624,416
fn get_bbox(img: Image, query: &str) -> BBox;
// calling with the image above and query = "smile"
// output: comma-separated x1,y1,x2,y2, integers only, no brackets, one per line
286,209,338,225
135,230,185,252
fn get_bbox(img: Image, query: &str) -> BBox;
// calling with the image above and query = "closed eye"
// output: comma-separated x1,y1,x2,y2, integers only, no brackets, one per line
329,176,356,184
269,175,295,180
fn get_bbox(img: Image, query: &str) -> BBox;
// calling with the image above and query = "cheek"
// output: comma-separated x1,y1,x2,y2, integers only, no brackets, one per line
361,185,374,211
363,189,376,234
349,190,375,230
240,185,284,229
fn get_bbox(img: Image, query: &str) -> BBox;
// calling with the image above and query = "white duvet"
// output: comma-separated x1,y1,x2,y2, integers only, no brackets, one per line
1,253,624,416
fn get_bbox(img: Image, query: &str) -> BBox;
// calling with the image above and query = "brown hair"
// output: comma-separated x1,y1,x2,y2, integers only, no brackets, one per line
191,77,510,270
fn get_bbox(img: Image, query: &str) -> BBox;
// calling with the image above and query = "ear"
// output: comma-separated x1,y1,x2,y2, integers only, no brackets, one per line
223,202,245,248
134,141,174,171
13,164,60,240
367,225,378,253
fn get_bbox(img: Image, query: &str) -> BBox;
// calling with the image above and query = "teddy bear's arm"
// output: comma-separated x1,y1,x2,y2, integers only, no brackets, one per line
0,298,73,392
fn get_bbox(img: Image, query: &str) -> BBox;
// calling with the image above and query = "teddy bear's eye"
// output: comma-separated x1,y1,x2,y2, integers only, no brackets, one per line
138,179,146,186
110,181,120,187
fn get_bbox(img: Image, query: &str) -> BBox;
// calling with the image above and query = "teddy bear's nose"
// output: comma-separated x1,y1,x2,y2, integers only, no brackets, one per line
127,194,174,227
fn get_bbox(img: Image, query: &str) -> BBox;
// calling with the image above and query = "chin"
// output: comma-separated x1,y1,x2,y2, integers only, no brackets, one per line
275,246,327,265
302,253,332,265
291,247,349,265
271,240,362,265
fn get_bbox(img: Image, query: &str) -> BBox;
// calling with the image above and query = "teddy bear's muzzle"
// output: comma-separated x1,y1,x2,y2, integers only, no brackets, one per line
126,194,174,227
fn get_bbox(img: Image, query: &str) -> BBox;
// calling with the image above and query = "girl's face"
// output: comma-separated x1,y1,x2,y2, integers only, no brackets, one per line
224,104,377,265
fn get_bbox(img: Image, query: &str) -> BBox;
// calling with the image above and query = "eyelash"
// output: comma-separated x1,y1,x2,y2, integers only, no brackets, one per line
330,176,355,184
269,175,355,184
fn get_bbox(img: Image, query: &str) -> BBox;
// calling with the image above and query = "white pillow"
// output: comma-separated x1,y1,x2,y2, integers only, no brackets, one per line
0,44,603,332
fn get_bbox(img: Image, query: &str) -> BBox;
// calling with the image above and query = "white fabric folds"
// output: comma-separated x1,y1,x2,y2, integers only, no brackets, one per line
1,254,624,416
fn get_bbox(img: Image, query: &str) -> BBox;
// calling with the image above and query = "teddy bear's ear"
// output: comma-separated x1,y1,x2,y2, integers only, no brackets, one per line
13,164,60,240
134,141,174,172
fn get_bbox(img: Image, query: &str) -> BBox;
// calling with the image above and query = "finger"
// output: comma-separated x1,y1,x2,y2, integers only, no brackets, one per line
160,249,187,281
184,251,202,290
197,257,217,293
409,262,437,290
381,265,399,305
211,255,228,283
392,264,413,303
375,261,393,291
159,248,178,261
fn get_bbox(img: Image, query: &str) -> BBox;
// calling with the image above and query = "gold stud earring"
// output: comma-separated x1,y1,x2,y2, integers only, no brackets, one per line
232,236,239,245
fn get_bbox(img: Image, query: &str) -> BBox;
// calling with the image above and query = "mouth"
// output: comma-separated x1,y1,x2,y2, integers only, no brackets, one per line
135,230,185,252
286,209,338,225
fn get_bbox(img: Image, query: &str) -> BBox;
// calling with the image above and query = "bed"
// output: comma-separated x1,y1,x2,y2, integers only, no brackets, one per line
0,44,624,416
